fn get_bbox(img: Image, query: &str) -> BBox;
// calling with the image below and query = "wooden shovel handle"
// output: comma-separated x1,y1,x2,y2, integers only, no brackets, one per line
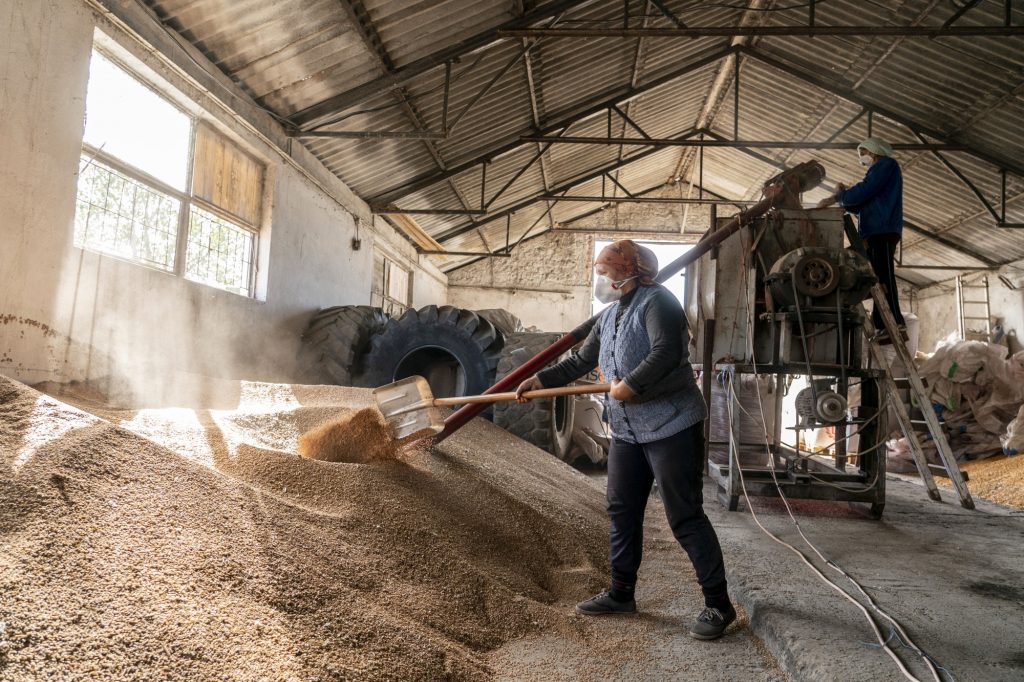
431,383,611,407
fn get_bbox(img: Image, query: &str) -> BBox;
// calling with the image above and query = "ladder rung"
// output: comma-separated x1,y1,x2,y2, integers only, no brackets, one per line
961,285,988,289
964,316,989,320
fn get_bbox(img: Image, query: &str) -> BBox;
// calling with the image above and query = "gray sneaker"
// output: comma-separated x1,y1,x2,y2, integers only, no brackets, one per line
689,605,737,640
575,591,636,616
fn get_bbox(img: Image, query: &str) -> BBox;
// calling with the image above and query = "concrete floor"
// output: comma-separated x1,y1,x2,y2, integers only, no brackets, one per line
487,490,788,682
493,474,1024,682
713,477,1024,682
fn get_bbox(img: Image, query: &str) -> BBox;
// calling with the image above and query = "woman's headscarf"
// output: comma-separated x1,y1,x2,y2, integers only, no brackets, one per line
857,137,894,157
595,240,659,285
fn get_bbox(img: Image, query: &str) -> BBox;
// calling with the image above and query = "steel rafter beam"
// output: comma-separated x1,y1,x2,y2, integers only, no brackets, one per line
442,179,726,272
367,44,737,206
670,0,768,194
519,136,971,150
739,46,1024,178
433,128,701,242
941,0,986,29
897,264,992,271
337,0,479,214
374,208,486,215
649,0,686,28
446,34,549,135
914,131,1024,228
605,172,635,197
290,0,597,129
484,138,557,209
902,220,999,267
519,23,559,236
421,250,511,257
545,194,755,206
292,130,446,139
608,1,654,204
498,26,1024,38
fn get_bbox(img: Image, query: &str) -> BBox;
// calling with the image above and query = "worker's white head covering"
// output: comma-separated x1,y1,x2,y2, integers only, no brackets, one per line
857,137,894,158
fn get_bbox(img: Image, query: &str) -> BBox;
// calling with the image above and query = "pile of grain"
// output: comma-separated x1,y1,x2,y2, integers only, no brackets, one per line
937,455,1024,510
0,376,609,680
297,408,400,463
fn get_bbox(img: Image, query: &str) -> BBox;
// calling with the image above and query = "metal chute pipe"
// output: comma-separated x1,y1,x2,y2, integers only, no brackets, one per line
431,161,824,444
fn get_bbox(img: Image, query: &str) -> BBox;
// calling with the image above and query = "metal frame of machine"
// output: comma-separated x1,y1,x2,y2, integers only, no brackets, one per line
685,177,888,518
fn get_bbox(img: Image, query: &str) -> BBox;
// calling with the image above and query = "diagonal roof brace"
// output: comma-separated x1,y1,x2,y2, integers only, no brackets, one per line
367,44,738,206
432,128,701,243
290,0,599,129
738,46,1024,178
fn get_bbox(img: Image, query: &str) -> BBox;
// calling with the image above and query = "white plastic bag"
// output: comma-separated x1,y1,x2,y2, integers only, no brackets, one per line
1000,404,1024,456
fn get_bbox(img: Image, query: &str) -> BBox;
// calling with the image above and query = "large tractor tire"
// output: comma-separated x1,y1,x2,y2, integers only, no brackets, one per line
493,332,576,461
474,308,523,337
298,305,389,386
358,305,504,400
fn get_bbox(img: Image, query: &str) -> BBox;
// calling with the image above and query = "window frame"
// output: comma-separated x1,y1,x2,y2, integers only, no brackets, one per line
75,47,262,298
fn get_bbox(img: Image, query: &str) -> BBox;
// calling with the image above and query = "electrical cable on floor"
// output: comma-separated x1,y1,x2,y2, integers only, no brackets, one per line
722,271,950,681
723,375,932,682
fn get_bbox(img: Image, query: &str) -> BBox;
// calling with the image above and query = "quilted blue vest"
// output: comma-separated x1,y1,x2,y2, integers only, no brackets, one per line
597,284,707,444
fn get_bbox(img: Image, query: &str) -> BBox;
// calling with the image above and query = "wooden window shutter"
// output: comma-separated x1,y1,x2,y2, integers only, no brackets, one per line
192,122,264,227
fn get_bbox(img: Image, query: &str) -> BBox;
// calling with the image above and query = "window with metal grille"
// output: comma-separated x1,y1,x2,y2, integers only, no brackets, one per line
371,251,412,316
73,47,264,297
74,159,181,271
185,206,256,296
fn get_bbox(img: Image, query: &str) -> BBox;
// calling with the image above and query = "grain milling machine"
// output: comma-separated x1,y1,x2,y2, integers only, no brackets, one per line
684,163,888,518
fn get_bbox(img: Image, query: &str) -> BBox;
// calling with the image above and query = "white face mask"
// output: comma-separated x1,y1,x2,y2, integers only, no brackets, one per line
594,274,637,304
859,154,874,167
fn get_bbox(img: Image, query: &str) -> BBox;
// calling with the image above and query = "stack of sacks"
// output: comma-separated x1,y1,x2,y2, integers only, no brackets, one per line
887,333,1024,472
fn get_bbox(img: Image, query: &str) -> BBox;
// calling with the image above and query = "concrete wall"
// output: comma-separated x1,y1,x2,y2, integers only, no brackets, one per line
448,231,594,332
447,194,708,332
0,0,446,400
911,268,1024,354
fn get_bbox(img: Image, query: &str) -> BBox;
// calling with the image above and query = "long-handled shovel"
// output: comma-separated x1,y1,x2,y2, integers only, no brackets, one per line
373,375,610,444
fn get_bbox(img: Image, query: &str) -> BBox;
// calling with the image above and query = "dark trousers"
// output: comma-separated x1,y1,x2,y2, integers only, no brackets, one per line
865,235,905,329
606,421,729,605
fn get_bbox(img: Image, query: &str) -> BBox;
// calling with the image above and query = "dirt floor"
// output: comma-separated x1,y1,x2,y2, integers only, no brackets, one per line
0,376,784,681
935,454,1024,509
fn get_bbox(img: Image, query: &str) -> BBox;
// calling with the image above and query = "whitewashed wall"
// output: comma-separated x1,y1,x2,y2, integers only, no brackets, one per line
0,0,446,400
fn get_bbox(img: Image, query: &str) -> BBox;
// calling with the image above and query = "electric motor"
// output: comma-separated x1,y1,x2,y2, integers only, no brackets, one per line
795,380,847,425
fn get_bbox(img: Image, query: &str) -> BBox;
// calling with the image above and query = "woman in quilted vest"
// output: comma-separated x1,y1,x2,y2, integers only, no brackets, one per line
515,239,735,640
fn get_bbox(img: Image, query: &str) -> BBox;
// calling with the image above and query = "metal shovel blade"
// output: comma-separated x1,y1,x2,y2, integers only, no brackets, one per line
372,375,445,443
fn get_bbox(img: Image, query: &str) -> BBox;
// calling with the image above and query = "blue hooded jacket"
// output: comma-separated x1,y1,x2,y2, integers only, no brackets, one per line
836,155,903,238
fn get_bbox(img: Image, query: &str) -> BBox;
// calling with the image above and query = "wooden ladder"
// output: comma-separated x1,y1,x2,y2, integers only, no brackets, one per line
956,274,992,340
862,286,975,509
841,216,973,509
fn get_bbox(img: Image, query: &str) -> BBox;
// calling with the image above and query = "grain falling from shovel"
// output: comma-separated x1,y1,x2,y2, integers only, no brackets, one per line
297,407,402,463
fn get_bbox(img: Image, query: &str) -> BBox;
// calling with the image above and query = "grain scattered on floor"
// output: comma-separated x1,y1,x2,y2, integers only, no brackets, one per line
936,454,1024,509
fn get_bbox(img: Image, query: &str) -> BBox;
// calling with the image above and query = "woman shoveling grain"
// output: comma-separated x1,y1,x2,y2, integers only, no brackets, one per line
515,239,737,641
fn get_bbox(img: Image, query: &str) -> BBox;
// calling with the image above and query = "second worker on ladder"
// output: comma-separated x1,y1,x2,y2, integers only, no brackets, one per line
818,137,907,343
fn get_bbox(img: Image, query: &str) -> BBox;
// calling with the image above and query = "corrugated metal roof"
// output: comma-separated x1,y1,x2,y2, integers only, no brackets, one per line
141,0,1024,282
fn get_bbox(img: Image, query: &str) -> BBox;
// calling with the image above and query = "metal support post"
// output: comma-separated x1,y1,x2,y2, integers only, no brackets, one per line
442,60,451,134
733,55,740,141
